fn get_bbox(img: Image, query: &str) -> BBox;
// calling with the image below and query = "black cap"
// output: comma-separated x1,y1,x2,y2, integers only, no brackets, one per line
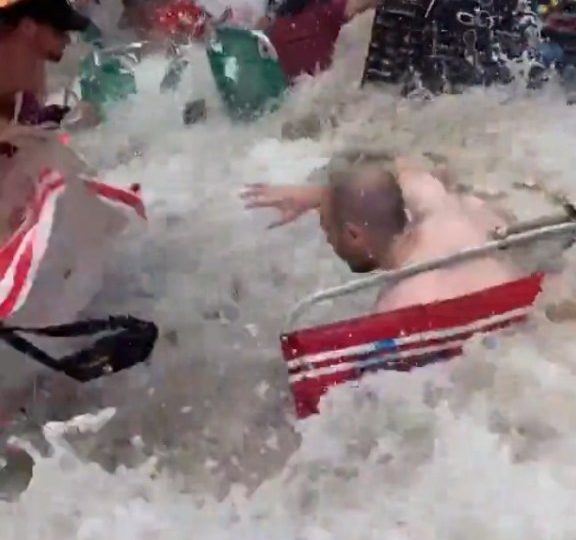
0,0,91,32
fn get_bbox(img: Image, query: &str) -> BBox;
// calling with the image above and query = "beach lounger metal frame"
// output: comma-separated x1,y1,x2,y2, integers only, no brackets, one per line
286,208,576,330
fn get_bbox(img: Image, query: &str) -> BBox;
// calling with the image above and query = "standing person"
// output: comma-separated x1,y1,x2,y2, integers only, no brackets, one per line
257,0,377,82
0,0,92,126
0,0,140,291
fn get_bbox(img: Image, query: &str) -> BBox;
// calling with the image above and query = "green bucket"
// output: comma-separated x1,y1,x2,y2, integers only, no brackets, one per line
79,50,138,116
206,26,288,121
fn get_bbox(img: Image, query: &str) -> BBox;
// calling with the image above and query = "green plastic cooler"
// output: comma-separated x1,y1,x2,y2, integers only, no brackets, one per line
79,50,137,116
206,26,288,121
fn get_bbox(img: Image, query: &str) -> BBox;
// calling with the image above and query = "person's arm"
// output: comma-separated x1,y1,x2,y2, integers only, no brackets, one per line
241,183,326,228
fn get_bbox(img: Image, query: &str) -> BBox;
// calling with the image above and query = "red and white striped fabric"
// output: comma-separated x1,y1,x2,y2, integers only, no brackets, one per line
0,168,145,320
281,273,545,419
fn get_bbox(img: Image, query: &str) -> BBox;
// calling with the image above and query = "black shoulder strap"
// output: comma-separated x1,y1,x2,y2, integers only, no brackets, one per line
0,316,158,382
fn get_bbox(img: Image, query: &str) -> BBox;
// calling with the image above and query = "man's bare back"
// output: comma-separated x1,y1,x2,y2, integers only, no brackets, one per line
375,165,519,311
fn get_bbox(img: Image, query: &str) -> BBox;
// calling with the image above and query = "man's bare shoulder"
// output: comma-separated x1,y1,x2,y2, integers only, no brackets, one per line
375,273,441,313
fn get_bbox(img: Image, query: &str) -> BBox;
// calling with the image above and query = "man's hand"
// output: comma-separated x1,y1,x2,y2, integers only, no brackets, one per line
241,183,324,228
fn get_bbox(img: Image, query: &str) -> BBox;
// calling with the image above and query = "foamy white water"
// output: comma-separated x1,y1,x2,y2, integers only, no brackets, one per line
5,7,576,538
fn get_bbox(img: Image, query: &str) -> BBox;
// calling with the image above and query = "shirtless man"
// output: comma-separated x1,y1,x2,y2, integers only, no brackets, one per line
242,153,519,312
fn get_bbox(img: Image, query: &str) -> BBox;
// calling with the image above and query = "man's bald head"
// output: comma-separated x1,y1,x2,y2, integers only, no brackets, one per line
328,156,407,237
319,153,408,273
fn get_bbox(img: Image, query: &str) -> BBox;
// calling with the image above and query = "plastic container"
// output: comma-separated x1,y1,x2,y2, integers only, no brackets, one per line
206,26,287,121
78,50,137,114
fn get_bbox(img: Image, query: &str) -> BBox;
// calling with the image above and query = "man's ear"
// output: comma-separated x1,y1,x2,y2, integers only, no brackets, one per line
343,221,365,243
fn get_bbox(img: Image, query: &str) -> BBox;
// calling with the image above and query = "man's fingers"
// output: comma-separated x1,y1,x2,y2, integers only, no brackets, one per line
267,216,291,229
242,183,267,193
239,191,265,202
244,182,266,188
243,198,277,209
239,190,254,200
240,184,272,201
267,220,285,229
239,185,262,197
267,209,300,229
242,194,290,209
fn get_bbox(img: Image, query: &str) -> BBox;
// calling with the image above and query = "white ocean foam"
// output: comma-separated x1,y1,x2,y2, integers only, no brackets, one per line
4,4,576,538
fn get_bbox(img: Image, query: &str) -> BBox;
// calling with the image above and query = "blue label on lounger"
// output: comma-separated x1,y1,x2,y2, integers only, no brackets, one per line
352,338,399,376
